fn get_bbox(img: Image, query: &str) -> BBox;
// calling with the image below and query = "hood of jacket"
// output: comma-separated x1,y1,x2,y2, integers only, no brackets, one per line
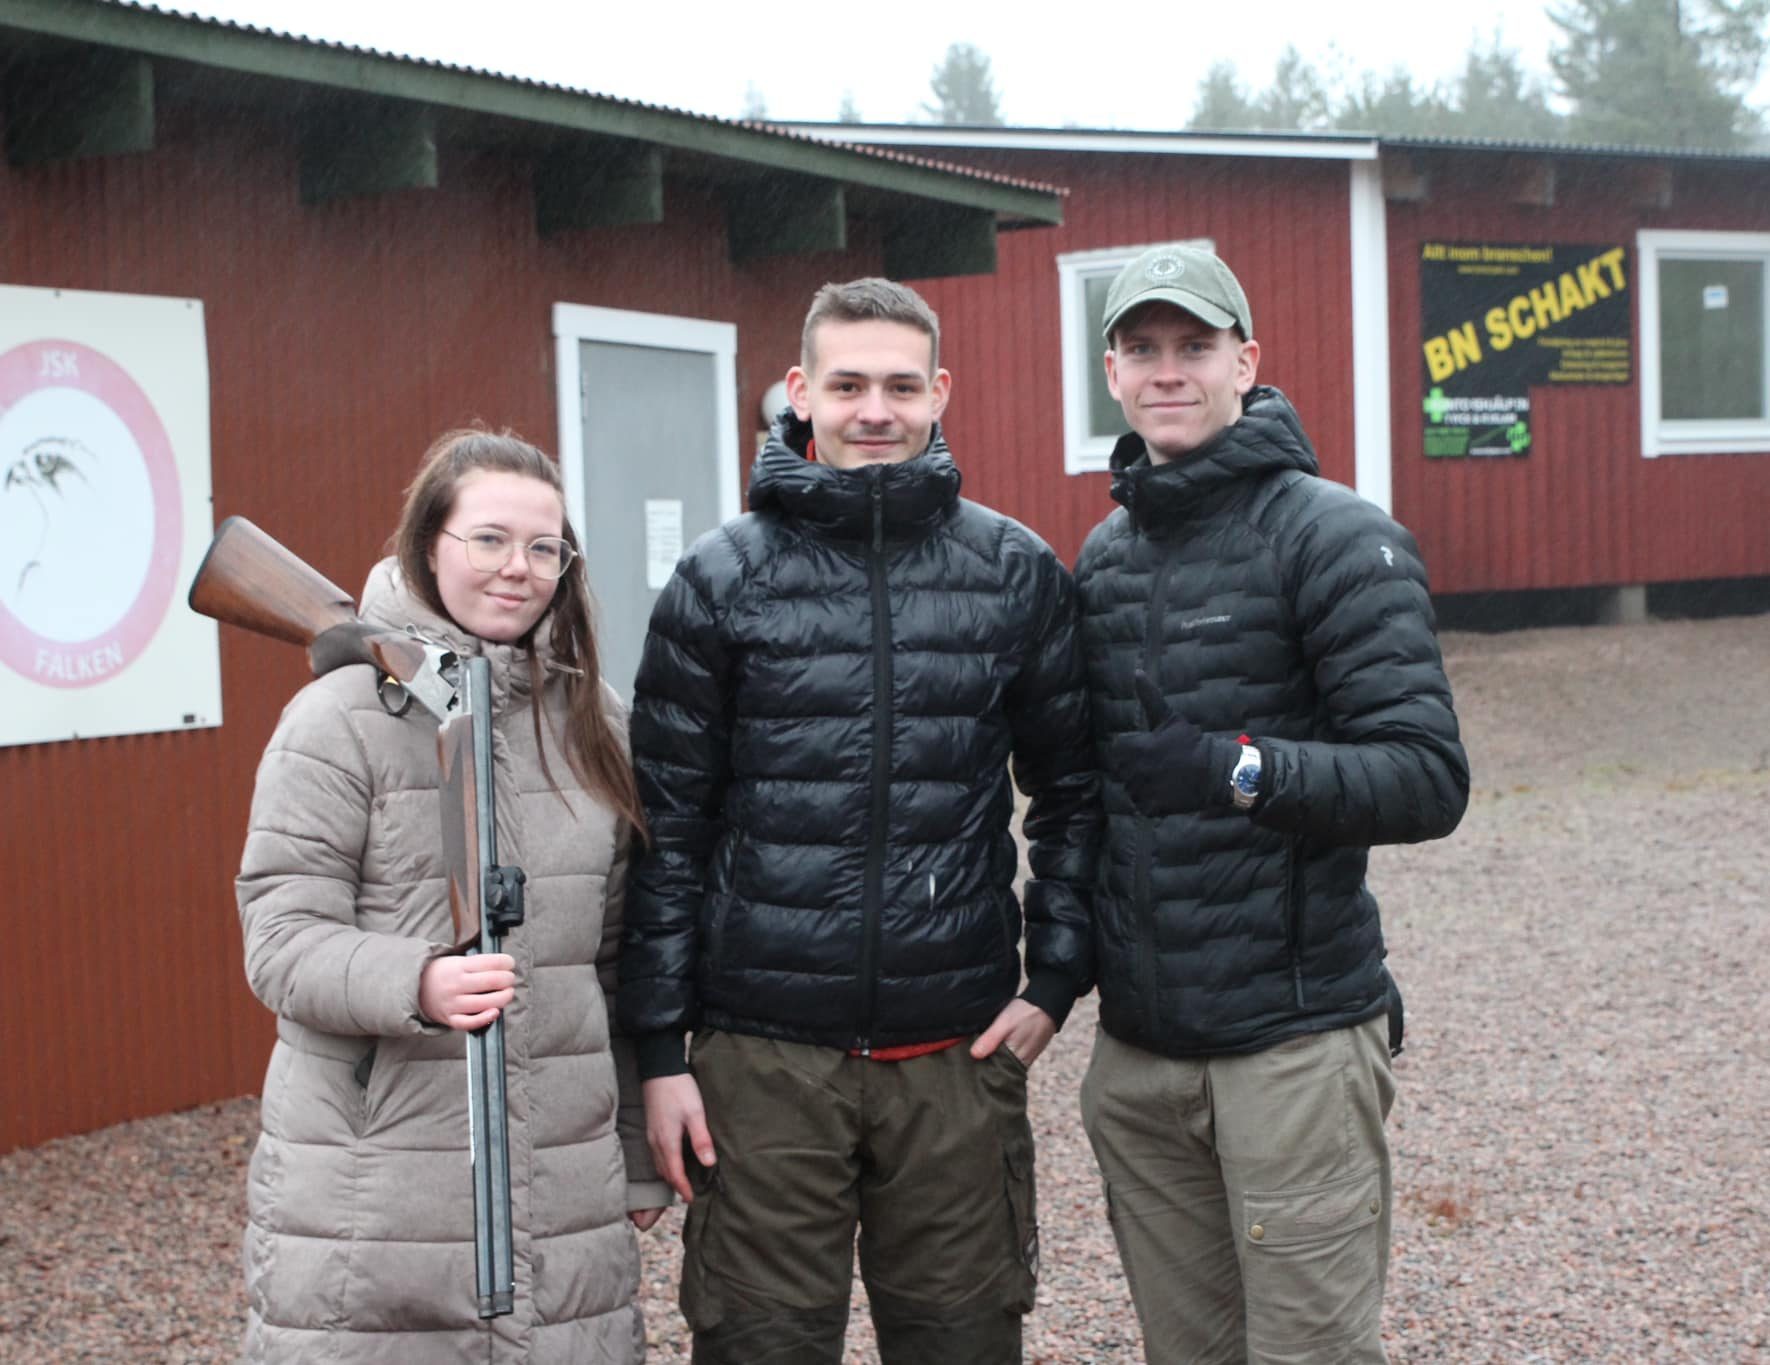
1109,386,1320,531
358,557,570,711
747,407,962,542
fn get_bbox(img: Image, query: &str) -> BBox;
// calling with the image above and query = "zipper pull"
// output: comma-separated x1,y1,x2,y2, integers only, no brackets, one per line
869,469,884,551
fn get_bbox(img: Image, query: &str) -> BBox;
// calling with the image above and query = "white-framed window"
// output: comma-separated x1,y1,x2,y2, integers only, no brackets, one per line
1638,229,1770,457
1057,239,1213,474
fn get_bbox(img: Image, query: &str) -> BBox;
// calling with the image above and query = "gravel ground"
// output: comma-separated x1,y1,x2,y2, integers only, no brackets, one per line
3,614,1766,1363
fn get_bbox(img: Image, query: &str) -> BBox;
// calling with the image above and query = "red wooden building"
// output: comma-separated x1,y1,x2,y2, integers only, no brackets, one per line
785,124,1770,609
0,1,1062,1153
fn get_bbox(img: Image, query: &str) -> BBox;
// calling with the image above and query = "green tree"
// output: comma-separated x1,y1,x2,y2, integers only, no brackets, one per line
1250,47,1335,130
1550,0,1770,148
1451,37,1567,141
1332,68,1454,134
921,42,1004,125
1189,60,1259,129
1185,34,1567,141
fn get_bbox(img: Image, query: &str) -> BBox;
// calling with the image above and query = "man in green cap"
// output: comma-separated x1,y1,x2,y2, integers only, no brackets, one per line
1072,243,1469,1362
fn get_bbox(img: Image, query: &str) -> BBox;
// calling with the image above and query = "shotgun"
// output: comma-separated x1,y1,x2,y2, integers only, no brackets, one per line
190,515,523,1319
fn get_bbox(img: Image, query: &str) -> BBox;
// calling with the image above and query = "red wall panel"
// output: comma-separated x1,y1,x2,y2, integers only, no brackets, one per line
0,97,881,1152
1387,157,1770,593
900,149,1358,567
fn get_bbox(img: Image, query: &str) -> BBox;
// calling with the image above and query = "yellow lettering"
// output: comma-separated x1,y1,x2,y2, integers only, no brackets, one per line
1508,295,1537,340
1447,321,1482,372
1558,271,1589,314
1599,246,1627,290
1486,305,1515,351
1577,258,1612,301
1424,335,1456,383
1530,281,1564,329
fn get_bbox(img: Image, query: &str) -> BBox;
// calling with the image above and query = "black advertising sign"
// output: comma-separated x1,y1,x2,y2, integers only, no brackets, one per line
1419,242,1632,458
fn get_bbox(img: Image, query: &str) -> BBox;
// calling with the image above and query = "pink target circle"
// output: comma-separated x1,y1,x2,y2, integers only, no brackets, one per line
0,339,183,688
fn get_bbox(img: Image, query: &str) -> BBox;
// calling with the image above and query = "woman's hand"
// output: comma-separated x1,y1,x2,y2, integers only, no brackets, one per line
418,953,516,1030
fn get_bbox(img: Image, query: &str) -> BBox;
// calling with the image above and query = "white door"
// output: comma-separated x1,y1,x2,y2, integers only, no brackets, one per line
553,304,739,698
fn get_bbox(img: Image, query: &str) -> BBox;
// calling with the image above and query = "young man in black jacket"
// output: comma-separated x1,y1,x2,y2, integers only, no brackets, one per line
1074,244,1469,1363
618,278,1096,1364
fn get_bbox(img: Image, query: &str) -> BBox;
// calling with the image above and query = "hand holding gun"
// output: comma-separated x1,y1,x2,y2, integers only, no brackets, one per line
420,953,517,1031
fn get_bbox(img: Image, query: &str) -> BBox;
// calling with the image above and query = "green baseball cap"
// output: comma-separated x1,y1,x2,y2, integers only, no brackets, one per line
1102,244,1252,341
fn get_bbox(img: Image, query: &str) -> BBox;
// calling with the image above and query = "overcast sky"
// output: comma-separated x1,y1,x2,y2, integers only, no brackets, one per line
160,0,1602,128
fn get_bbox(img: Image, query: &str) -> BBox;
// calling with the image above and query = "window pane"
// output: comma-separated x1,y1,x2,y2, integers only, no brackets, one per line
1082,272,1130,442
1659,258,1764,421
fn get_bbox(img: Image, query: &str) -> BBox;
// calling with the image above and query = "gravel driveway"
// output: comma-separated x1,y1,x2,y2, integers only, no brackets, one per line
3,614,1766,1363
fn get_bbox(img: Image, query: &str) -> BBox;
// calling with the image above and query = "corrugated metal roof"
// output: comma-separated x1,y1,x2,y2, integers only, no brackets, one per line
1380,131,1770,163
780,119,1770,167
81,1,1064,200
778,121,1379,161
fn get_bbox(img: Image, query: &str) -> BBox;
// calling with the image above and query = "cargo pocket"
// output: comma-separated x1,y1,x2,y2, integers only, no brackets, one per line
679,1158,727,1332
999,1105,1039,1314
1240,1164,1385,1342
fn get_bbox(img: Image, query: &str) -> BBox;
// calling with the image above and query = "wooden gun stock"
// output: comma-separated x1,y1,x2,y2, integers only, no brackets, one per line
188,516,427,681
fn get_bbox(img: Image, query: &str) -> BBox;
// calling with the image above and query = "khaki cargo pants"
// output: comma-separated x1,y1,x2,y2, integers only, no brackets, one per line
1080,1016,1397,1364
681,1029,1040,1365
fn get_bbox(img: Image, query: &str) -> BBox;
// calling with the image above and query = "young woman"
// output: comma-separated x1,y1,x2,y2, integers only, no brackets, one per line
234,429,665,1363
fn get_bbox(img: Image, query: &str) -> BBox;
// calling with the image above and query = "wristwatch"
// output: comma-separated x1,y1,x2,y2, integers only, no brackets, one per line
1229,743,1263,811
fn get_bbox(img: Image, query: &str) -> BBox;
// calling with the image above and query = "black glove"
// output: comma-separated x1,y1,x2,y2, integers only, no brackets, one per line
1110,670,1240,816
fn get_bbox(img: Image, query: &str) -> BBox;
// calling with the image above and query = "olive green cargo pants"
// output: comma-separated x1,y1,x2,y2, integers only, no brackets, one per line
1080,1015,1396,1364
681,1029,1039,1365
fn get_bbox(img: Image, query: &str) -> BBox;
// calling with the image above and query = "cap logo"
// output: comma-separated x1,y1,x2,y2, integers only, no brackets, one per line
1145,254,1184,283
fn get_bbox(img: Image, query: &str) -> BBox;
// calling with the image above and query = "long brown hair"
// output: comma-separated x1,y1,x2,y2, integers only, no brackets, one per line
394,427,646,841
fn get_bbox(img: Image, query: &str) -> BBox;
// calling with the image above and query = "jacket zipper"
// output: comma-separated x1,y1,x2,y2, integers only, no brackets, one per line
1286,835,1306,1007
1135,545,1177,1042
857,471,893,1052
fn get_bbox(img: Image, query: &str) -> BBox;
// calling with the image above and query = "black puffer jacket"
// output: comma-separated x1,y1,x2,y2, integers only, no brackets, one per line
1075,387,1468,1058
620,416,1097,1077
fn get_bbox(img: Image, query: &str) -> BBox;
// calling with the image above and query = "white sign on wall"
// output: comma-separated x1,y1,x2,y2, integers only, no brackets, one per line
0,284,219,747
644,497,684,591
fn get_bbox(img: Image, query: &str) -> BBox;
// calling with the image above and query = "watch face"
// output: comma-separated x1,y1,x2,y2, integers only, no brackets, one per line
1232,749,1261,806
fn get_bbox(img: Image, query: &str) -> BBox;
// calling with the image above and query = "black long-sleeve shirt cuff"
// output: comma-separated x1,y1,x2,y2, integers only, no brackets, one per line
1021,970,1082,1030
635,1030,690,1080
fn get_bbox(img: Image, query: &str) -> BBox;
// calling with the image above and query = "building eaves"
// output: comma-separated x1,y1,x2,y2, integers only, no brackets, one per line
1380,132,1770,165
783,120,1770,169
776,121,1380,162
0,0,1064,223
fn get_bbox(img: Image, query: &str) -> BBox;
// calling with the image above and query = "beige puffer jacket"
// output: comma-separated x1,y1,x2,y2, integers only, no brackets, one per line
236,559,665,1363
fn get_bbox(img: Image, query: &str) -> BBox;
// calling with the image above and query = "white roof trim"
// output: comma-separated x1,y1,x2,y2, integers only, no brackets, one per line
775,123,1379,162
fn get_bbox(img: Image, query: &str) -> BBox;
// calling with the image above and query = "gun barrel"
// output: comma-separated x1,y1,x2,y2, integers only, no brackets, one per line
454,655,518,1318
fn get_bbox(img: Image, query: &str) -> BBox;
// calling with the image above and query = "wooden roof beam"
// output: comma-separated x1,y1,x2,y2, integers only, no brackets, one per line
3,47,153,166
727,178,845,263
1503,155,1556,208
1381,151,1429,202
299,101,437,205
885,206,997,279
1631,160,1674,210
535,143,663,235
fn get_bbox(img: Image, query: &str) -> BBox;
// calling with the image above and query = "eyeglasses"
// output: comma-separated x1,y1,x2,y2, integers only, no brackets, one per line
440,527,577,580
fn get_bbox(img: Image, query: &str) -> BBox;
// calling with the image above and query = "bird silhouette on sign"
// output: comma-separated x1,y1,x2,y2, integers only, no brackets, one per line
3,436,98,594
